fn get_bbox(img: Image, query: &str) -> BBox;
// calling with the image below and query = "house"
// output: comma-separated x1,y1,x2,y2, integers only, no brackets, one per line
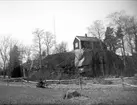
73,34,106,50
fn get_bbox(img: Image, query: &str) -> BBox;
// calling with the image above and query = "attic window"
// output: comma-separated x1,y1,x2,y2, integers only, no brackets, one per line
75,42,78,48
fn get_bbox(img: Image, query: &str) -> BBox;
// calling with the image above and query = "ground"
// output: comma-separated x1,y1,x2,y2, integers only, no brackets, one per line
0,77,137,105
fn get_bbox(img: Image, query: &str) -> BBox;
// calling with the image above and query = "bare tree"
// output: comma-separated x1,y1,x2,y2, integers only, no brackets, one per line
115,14,136,55
19,45,32,63
0,36,17,78
104,27,120,53
25,46,32,61
0,36,11,78
131,17,137,53
125,16,137,54
107,11,129,54
33,28,44,71
88,20,105,40
88,20,105,76
43,31,55,55
54,41,68,54
0,62,2,69
107,11,136,75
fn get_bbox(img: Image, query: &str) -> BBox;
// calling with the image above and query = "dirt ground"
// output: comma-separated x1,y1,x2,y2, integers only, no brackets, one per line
0,77,137,105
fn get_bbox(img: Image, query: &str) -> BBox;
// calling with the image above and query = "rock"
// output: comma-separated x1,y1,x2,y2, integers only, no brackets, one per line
36,79,46,88
63,90,81,99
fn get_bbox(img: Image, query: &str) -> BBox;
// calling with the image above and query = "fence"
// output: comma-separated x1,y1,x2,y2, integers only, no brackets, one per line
1,77,137,89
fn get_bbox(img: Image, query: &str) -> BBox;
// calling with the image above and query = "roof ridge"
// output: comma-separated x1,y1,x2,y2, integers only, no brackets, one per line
75,36,100,41
76,36,98,38
76,35,92,37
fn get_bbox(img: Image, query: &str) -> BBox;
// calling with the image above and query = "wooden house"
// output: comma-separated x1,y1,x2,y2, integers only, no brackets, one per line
73,34,105,50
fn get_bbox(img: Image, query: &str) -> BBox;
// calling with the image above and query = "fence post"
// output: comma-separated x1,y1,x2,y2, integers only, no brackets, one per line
121,76,125,89
79,76,82,90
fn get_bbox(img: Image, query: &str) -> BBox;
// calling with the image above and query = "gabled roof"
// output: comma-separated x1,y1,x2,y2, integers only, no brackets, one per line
76,36,100,42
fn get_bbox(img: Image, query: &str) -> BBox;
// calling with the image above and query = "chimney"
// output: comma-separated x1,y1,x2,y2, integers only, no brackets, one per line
85,33,87,37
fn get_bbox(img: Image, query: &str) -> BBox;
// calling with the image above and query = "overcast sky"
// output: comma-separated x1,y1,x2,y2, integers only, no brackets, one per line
0,0,137,50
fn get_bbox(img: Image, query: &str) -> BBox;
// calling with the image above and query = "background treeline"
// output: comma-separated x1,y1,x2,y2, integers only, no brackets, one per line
0,10,137,79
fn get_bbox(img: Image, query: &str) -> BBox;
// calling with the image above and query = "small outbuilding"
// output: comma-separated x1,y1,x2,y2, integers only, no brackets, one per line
73,34,104,50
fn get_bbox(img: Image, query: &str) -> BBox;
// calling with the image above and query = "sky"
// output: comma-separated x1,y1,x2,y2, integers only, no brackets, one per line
0,0,137,51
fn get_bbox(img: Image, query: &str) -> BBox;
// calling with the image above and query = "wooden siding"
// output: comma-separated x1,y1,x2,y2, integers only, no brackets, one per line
81,41,93,49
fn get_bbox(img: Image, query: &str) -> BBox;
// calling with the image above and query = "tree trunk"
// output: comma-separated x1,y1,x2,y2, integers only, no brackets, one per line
100,56,104,76
3,62,6,79
39,54,42,70
39,41,42,71
99,41,105,76
128,35,134,55
3,69,6,79
47,47,49,56
135,35,137,53
122,38,126,76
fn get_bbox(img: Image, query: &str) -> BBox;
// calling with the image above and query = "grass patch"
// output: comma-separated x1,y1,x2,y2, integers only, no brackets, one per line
92,78,113,85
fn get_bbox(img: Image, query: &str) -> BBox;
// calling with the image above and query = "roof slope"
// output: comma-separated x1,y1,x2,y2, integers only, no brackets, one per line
76,36,100,42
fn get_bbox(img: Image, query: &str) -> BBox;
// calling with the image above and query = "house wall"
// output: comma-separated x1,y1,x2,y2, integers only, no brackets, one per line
81,41,93,49
73,38,80,50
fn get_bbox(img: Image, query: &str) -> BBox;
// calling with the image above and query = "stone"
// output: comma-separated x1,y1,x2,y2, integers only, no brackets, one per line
63,90,81,99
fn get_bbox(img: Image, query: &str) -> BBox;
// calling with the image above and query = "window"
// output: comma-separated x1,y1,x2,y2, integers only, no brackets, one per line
75,42,78,48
